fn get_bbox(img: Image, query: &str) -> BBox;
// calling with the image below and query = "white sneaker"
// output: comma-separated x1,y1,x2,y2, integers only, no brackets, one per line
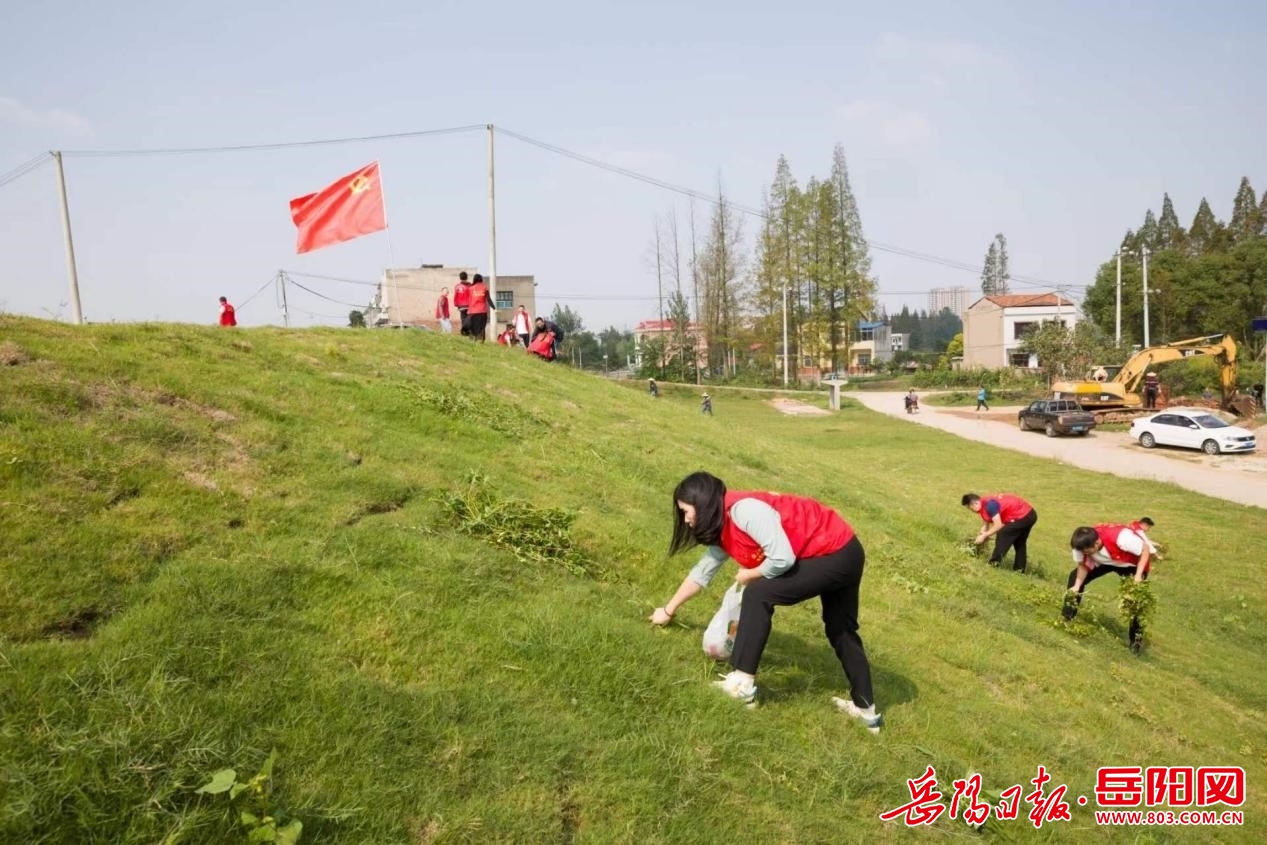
832,696,884,734
713,671,757,705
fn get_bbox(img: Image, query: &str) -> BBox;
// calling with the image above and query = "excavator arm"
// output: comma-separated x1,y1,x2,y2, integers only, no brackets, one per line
1114,334,1237,395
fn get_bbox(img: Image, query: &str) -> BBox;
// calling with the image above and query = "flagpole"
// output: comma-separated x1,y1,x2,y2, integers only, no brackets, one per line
376,160,403,327
487,124,498,342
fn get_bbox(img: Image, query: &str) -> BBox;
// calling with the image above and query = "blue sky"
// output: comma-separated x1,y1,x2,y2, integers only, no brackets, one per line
2,0,1264,330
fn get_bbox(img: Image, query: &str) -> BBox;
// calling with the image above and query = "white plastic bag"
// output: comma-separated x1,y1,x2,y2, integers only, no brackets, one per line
702,583,744,660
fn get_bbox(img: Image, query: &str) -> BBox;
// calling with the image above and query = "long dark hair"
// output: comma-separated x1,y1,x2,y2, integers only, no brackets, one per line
668,471,726,555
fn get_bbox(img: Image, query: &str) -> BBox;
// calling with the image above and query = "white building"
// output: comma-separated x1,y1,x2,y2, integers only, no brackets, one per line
962,293,1078,369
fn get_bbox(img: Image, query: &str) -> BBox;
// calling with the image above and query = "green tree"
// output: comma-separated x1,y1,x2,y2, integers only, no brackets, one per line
1138,209,1160,252
1187,197,1225,254
696,181,747,376
751,156,799,379
829,143,878,366
348,310,366,328
1157,193,1185,250
980,234,1010,295
1229,177,1260,243
1019,321,1119,384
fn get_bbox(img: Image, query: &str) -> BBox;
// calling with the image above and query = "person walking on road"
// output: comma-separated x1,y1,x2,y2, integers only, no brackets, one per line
961,492,1037,573
975,386,990,412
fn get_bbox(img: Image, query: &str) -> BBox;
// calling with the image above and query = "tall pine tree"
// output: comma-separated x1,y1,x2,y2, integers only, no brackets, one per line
980,233,1010,295
1187,198,1225,254
1138,209,1160,251
695,181,746,376
1229,176,1260,243
1157,193,1185,250
829,144,877,361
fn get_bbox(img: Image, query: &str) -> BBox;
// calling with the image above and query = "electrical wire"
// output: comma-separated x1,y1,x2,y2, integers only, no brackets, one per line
16,118,1084,303
285,275,372,309
496,126,1078,292
60,124,486,158
0,153,51,189
236,274,280,311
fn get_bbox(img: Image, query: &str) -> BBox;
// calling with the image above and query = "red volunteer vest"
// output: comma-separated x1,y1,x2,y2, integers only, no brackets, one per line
977,493,1032,525
435,294,449,319
527,331,554,358
219,304,236,326
467,282,491,315
1094,524,1142,565
453,283,471,309
719,490,854,569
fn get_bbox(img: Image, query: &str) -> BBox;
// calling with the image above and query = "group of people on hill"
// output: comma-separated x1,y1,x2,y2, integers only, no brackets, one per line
647,474,1161,734
434,272,494,340
434,273,564,360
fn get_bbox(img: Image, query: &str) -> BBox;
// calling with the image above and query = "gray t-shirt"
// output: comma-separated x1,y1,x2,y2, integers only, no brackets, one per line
687,497,796,587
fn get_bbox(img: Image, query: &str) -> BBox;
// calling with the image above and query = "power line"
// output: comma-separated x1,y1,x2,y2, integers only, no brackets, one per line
0,153,51,189
496,126,1077,292
285,275,371,309
59,124,486,158
22,119,1082,301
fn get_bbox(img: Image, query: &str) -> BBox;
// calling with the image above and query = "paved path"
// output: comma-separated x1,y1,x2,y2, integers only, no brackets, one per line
848,392,1267,510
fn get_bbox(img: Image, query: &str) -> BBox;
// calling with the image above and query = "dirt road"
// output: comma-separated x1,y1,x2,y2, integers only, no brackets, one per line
849,392,1267,510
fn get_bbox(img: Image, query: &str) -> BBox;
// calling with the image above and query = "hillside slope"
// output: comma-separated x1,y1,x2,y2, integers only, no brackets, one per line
1,316,1262,843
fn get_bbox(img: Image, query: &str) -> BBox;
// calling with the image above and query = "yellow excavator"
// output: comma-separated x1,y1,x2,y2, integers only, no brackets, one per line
1051,334,1255,420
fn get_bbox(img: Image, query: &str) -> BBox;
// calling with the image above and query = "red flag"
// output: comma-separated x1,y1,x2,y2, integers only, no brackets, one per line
289,162,387,254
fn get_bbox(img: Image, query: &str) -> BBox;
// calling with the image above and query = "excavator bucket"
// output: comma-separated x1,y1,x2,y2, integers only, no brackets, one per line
1227,394,1259,418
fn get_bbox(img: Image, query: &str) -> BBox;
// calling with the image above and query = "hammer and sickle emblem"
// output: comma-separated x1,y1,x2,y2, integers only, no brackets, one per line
349,175,371,194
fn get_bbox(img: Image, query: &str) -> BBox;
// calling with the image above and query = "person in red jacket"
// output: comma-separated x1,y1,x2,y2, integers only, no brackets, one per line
649,471,881,732
465,273,492,341
496,322,518,346
218,296,237,327
435,287,452,333
961,492,1037,572
452,272,472,336
1063,523,1154,651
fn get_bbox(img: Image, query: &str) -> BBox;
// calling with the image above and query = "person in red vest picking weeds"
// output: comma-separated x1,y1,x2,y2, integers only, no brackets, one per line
1063,523,1155,652
961,492,1037,573
649,471,882,732
218,296,237,327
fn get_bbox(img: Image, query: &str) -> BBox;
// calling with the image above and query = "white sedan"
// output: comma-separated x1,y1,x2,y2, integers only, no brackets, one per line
1129,407,1257,455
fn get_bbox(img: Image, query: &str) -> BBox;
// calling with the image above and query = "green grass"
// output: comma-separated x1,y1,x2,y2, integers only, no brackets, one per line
1,314,1263,843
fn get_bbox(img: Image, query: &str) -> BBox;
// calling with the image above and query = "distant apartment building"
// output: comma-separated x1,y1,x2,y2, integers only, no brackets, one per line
368,265,537,332
927,286,971,319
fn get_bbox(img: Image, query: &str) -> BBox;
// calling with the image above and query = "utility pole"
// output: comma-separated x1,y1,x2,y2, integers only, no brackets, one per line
278,271,291,328
52,151,84,325
1114,250,1123,345
487,124,498,342
781,282,790,386
1141,246,1151,347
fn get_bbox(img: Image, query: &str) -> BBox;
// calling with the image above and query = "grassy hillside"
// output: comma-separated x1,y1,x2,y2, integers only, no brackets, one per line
1,314,1263,844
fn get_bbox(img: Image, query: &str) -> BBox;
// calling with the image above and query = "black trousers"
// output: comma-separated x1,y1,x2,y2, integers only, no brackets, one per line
989,508,1037,572
1065,565,1147,643
730,536,874,708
